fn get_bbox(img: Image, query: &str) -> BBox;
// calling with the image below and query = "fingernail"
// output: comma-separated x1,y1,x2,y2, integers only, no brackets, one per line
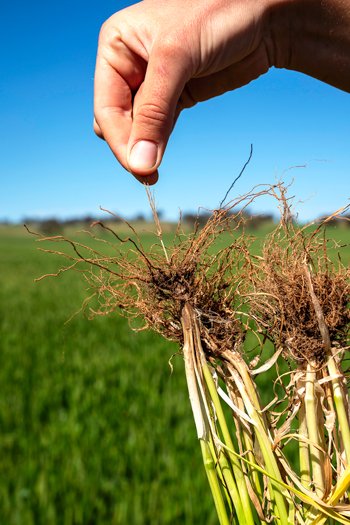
128,141,158,171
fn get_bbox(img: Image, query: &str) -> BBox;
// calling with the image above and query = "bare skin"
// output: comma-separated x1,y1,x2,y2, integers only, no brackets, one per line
94,0,350,185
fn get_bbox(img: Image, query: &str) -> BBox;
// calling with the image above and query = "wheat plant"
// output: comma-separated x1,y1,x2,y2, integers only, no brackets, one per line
26,182,350,524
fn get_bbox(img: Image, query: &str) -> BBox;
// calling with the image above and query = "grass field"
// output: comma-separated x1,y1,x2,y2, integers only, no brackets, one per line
1,220,350,524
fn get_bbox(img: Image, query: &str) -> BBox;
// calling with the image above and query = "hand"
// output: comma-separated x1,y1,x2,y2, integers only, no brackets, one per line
94,0,274,184
94,0,350,185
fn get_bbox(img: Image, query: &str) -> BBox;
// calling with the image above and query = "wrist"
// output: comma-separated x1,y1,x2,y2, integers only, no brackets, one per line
266,0,350,92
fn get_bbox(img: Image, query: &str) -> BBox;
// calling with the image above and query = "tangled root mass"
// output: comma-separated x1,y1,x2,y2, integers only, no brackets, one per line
26,182,350,367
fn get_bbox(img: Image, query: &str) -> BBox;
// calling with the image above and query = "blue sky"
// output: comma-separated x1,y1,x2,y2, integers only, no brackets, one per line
2,0,350,224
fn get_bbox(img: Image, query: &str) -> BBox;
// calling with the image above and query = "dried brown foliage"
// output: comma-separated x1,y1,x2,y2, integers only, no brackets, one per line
25,186,271,359
25,182,350,368
248,183,350,365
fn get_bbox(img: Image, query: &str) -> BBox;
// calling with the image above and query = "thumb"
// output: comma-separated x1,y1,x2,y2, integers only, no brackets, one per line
127,44,191,176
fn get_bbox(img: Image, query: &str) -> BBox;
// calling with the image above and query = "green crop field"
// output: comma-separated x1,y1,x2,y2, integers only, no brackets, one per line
1,221,350,525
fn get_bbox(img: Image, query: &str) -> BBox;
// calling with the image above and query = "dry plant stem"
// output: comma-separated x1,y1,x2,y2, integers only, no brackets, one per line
182,303,252,524
229,384,264,501
304,366,329,525
181,309,205,440
303,262,350,514
182,324,231,520
303,263,350,464
326,350,350,465
181,312,230,525
223,351,283,509
297,380,311,489
228,355,271,437
218,435,350,525
305,363,326,499
191,312,256,524
310,465,350,525
201,359,256,525
228,366,291,524
328,464,350,504
144,186,169,263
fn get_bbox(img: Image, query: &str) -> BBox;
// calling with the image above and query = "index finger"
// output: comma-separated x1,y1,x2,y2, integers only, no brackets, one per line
94,54,133,172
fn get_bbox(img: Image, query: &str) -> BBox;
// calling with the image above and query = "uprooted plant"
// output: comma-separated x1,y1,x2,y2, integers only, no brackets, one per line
26,182,350,524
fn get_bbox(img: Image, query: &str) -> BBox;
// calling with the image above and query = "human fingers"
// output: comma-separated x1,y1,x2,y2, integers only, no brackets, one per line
94,54,133,172
94,56,159,185
125,38,194,176
95,0,273,179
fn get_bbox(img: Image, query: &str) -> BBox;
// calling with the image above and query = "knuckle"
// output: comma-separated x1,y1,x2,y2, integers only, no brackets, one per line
99,16,123,47
153,31,194,77
99,17,113,41
156,33,184,60
135,102,169,129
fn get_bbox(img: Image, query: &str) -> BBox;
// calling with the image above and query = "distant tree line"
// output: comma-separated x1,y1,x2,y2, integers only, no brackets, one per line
12,212,164,235
5,209,347,235
17,215,123,235
1,209,275,235
181,209,275,228
320,213,350,228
